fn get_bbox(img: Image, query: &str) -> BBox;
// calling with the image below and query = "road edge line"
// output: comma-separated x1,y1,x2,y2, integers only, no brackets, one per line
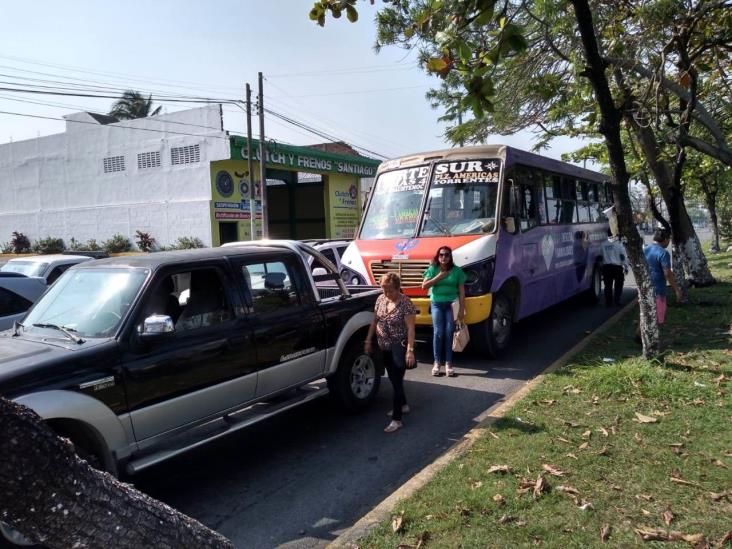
327,299,637,548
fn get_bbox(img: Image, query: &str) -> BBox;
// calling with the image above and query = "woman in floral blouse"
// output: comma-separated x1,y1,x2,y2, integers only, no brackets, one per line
364,273,417,433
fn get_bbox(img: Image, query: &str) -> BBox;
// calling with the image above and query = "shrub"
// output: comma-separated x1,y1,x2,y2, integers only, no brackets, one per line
1,242,12,253
85,239,101,251
135,230,156,252
32,236,66,254
170,236,205,250
103,233,132,254
10,231,31,253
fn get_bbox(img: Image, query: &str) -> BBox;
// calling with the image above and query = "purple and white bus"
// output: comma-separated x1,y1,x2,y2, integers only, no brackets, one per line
339,145,612,356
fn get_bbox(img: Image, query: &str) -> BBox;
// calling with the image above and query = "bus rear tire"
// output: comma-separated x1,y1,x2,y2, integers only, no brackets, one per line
470,291,513,358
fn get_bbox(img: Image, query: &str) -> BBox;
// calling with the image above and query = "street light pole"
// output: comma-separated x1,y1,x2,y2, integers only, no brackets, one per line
246,83,256,240
258,72,269,238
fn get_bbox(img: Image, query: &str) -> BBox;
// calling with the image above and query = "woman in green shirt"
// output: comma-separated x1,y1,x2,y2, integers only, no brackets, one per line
422,246,466,377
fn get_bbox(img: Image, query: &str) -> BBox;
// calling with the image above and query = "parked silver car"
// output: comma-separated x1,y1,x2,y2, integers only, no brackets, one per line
0,254,94,284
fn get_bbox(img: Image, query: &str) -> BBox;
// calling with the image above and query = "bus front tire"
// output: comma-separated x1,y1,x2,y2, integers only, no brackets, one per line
470,292,513,358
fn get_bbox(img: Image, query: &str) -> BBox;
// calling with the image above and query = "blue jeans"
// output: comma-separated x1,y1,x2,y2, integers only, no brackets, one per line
431,301,455,365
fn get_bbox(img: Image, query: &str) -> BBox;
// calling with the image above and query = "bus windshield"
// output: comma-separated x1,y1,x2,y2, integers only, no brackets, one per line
359,158,502,239
359,165,430,240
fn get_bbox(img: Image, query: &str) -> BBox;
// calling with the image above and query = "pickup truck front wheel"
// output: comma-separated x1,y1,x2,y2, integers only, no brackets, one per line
327,341,380,413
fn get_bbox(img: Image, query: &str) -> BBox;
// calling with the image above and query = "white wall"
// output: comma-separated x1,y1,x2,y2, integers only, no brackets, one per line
0,105,229,247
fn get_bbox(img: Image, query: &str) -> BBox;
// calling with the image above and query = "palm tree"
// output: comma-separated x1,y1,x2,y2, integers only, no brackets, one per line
109,90,162,120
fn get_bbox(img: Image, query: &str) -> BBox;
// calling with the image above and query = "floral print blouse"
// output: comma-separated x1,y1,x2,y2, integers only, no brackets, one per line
374,293,417,350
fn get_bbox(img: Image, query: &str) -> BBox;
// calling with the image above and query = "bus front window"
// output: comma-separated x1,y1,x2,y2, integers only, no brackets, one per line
359,166,429,239
419,159,501,236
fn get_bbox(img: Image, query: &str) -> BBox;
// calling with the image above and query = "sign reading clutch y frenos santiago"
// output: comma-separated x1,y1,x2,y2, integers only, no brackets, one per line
230,137,380,177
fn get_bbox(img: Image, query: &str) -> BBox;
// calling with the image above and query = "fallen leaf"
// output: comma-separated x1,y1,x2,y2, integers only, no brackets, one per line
633,527,706,542
498,514,516,524
493,493,506,505
392,513,404,533
635,412,658,423
471,480,483,490
488,430,500,439
579,442,589,450
487,465,513,474
611,485,622,491
636,494,654,501
599,427,609,437
669,442,684,448
662,508,675,525
578,500,594,511
635,433,643,443
710,490,730,501
457,506,471,517
540,399,557,405
669,475,703,489
415,531,430,549
714,374,727,386
533,475,548,499
717,531,731,546
641,509,652,516
397,545,415,549
566,453,578,460
711,458,728,469
600,524,612,542
542,464,567,477
556,485,580,496
556,436,572,444
582,430,592,439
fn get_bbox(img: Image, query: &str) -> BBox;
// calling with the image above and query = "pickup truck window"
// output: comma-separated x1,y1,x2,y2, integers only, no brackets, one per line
23,268,147,338
0,287,33,315
242,261,299,313
169,269,233,331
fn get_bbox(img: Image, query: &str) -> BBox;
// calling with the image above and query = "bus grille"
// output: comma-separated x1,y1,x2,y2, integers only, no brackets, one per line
369,260,431,288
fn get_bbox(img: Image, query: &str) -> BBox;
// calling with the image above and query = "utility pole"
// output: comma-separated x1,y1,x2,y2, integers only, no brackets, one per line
457,110,464,147
258,72,269,238
245,83,256,240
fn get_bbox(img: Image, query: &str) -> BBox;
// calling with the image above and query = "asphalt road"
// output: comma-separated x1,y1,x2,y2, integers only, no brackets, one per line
135,287,638,549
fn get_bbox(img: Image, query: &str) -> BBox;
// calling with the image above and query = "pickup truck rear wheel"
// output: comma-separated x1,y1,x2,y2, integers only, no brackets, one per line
328,341,380,413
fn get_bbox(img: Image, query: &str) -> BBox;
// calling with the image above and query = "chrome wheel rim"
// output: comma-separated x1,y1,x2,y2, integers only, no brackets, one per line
492,297,512,346
349,354,376,400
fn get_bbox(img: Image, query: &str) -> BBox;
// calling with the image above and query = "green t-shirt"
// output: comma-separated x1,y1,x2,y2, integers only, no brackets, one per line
423,264,467,303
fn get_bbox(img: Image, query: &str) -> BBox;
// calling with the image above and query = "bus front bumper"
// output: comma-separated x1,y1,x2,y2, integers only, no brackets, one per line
412,294,492,326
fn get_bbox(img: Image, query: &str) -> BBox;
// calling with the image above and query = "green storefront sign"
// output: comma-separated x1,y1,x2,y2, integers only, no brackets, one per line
230,136,380,177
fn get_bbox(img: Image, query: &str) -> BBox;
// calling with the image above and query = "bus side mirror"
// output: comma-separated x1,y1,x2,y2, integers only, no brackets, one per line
502,216,517,234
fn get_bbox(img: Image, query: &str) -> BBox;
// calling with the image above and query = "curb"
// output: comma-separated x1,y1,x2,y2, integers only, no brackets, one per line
327,298,638,548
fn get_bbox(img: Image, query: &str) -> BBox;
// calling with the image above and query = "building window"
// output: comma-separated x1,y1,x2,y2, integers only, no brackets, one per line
103,156,126,173
171,144,200,165
137,151,161,169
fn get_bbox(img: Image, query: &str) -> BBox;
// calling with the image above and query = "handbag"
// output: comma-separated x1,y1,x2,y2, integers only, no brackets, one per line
452,321,470,352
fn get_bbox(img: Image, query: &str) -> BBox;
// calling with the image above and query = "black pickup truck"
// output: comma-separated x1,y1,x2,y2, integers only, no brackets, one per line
0,241,381,487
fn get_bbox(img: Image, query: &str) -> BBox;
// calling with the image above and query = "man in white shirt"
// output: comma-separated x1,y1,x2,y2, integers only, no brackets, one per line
601,231,628,306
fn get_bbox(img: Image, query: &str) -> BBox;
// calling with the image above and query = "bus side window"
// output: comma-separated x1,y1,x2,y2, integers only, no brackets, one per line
560,178,578,224
519,185,540,230
545,175,561,224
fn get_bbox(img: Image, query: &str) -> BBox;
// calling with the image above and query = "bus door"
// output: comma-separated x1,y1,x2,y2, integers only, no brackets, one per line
513,168,553,317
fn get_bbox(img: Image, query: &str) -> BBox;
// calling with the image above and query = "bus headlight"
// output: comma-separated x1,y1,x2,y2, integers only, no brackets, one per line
463,257,496,297
340,266,367,286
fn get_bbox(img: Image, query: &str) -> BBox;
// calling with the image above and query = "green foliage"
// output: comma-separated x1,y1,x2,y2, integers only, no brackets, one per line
109,90,162,120
10,231,31,253
85,239,101,252
134,230,156,253
169,236,205,250
32,236,66,255
102,233,133,254
1,242,12,253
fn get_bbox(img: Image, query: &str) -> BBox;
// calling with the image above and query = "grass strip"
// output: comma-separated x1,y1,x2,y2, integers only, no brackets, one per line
359,250,732,548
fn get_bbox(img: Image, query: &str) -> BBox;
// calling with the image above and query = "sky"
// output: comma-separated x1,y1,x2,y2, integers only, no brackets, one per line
0,0,585,163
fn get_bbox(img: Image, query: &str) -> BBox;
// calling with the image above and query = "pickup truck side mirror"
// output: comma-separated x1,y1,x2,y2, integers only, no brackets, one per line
137,314,175,342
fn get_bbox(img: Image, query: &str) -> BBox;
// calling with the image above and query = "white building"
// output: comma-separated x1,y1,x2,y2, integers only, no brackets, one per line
0,106,229,247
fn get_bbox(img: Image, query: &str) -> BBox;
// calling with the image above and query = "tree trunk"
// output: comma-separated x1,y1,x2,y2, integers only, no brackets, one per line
629,119,716,287
701,184,720,253
570,0,659,357
0,397,234,549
